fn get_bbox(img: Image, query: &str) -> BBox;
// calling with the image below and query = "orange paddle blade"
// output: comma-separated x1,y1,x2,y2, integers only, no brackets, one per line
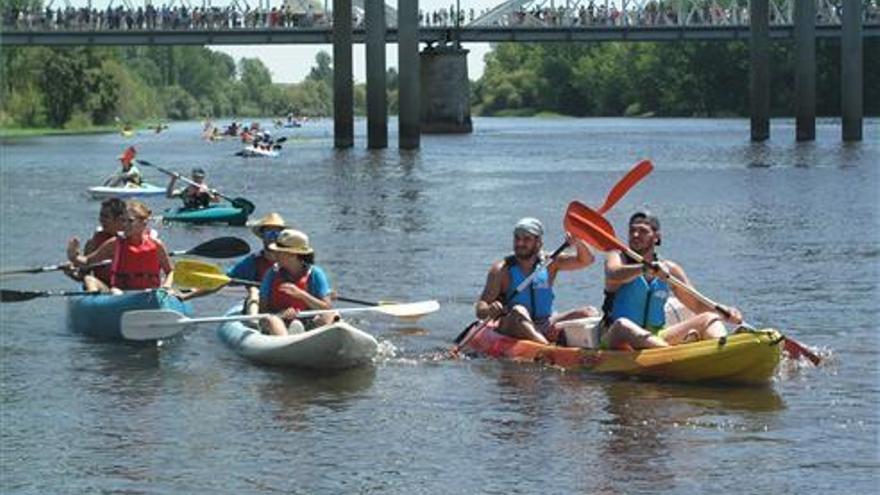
564,201,626,252
598,160,653,214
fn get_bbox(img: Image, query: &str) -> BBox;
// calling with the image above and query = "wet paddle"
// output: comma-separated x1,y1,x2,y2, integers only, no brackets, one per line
122,301,441,341
136,160,256,214
451,160,653,354
564,200,822,366
0,237,250,277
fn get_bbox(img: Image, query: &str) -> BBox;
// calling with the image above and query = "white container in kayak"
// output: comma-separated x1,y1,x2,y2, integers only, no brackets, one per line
88,182,166,199
216,306,378,369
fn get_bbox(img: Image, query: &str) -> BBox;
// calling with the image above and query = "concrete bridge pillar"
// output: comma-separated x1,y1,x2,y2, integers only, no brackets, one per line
841,0,863,141
420,45,472,134
398,0,420,149
794,0,816,141
333,0,354,148
749,0,770,142
365,0,387,149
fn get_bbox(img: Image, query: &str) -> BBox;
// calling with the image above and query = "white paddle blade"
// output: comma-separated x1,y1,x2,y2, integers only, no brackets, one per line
373,300,440,319
121,309,191,341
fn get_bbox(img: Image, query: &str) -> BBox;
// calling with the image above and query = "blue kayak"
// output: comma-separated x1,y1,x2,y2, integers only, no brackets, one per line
162,205,249,226
67,289,191,341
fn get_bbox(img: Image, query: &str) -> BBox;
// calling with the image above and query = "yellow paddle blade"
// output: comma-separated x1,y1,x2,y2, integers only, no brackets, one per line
173,259,231,290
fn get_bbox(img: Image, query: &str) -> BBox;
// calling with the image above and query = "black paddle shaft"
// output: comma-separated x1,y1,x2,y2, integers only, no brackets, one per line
137,160,255,214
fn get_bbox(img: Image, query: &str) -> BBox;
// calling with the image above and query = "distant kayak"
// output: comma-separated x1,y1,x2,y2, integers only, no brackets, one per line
88,182,165,200
236,146,279,158
162,204,249,226
120,128,135,138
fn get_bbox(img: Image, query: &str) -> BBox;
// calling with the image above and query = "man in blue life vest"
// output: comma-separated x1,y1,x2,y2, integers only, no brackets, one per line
600,211,743,350
475,217,598,344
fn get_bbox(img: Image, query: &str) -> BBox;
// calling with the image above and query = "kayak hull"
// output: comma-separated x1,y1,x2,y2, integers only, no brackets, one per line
88,182,165,200
238,147,279,158
217,306,378,369
162,205,249,226
67,290,191,341
462,322,783,385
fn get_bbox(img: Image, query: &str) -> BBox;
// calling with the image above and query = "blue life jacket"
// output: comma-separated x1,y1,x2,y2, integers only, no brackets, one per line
604,256,670,333
504,255,554,321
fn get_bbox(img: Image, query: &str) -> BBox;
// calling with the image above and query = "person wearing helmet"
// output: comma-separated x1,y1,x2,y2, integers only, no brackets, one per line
474,217,597,344
599,211,743,350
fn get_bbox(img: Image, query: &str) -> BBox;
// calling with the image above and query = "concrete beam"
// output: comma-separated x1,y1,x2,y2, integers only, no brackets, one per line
333,0,354,148
398,0,420,150
365,0,388,149
750,0,770,142
841,0,863,141
794,0,816,141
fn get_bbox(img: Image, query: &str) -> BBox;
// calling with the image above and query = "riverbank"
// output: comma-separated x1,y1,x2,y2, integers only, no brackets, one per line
0,125,123,139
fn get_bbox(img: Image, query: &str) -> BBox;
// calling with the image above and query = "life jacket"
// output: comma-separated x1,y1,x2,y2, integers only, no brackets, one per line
266,265,312,319
602,254,670,333
182,184,211,209
110,233,162,290
503,255,554,321
86,229,115,285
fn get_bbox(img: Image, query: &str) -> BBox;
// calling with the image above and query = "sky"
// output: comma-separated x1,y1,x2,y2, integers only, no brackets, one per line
210,0,501,83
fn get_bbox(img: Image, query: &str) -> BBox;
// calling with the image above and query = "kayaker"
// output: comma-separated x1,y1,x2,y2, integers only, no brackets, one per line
475,217,598,345
599,211,743,350
258,229,335,336
104,147,142,188
67,200,174,294
165,167,220,209
63,198,128,287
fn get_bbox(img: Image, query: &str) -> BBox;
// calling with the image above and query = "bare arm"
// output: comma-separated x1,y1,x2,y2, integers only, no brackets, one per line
475,262,505,320
666,262,742,323
552,235,594,273
69,237,116,267
165,176,179,198
155,240,174,288
604,251,643,291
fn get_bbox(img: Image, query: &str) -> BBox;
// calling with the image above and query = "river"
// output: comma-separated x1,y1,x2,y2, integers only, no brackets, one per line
1,117,877,493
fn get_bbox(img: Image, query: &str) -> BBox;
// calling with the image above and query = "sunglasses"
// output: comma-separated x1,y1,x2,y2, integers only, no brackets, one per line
262,229,281,242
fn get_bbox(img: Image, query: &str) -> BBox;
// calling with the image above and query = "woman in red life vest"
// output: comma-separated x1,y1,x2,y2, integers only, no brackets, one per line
64,198,127,288
67,200,174,294
258,229,335,336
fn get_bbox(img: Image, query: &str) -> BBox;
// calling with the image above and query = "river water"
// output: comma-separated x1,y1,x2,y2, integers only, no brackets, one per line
1,118,878,494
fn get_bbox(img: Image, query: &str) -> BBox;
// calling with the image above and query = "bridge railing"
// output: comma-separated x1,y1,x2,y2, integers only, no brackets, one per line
2,0,878,32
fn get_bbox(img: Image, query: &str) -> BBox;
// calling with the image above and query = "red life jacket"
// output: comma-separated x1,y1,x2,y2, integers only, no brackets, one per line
110,234,162,290
267,266,311,315
87,230,115,285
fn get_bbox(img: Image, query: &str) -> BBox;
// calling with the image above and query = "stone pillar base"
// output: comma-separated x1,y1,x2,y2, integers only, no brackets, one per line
420,45,473,134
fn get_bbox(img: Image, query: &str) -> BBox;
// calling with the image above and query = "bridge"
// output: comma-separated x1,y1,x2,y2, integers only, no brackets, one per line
0,0,872,145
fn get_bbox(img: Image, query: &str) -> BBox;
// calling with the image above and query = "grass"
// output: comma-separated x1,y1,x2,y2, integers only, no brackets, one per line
0,125,121,139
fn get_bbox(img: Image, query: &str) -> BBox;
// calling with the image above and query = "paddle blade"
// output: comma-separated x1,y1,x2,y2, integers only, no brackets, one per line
185,237,251,259
373,300,440,320
121,309,190,341
173,259,231,290
231,198,256,215
784,337,822,366
564,201,624,253
598,160,653,214
0,289,44,302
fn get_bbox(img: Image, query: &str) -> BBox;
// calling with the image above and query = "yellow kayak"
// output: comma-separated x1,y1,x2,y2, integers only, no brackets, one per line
461,322,783,385
120,128,135,137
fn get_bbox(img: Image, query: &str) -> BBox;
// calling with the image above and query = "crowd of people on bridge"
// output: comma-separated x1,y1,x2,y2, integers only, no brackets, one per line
2,1,878,33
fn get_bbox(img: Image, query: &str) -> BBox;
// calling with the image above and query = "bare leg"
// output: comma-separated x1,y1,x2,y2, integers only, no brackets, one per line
659,312,726,345
606,317,669,350
496,305,549,344
259,315,289,336
83,275,110,293
550,305,600,325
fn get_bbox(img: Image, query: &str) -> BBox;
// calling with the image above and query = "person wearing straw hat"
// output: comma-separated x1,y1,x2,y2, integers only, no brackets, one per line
165,167,220,209
258,229,335,336
225,212,289,315
104,146,142,188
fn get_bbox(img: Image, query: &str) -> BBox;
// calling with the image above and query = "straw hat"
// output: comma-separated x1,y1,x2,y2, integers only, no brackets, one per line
268,229,313,255
247,212,288,236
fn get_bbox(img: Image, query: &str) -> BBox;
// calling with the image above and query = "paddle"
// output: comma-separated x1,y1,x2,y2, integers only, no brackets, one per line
564,200,822,366
1,289,98,303
121,301,441,341
0,237,250,277
451,160,653,354
136,160,256,214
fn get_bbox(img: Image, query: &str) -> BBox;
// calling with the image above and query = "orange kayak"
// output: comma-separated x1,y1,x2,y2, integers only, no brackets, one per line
461,322,783,385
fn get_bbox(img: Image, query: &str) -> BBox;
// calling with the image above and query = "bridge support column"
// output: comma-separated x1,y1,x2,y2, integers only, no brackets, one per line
749,0,770,142
398,0,420,149
365,0,387,149
794,0,815,141
333,0,354,148
420,45,472,134
841,0,863,141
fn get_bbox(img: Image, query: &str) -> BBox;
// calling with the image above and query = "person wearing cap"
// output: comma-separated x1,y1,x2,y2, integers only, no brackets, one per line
475,217,597,344
104,147,142,188
223,212,289,314
258,229,335,336
165,167,220,209
599,211,743,350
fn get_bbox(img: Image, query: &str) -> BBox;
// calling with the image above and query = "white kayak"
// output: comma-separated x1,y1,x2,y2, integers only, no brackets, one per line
88,182,166,199
216,306,378,369
237,146,279,158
